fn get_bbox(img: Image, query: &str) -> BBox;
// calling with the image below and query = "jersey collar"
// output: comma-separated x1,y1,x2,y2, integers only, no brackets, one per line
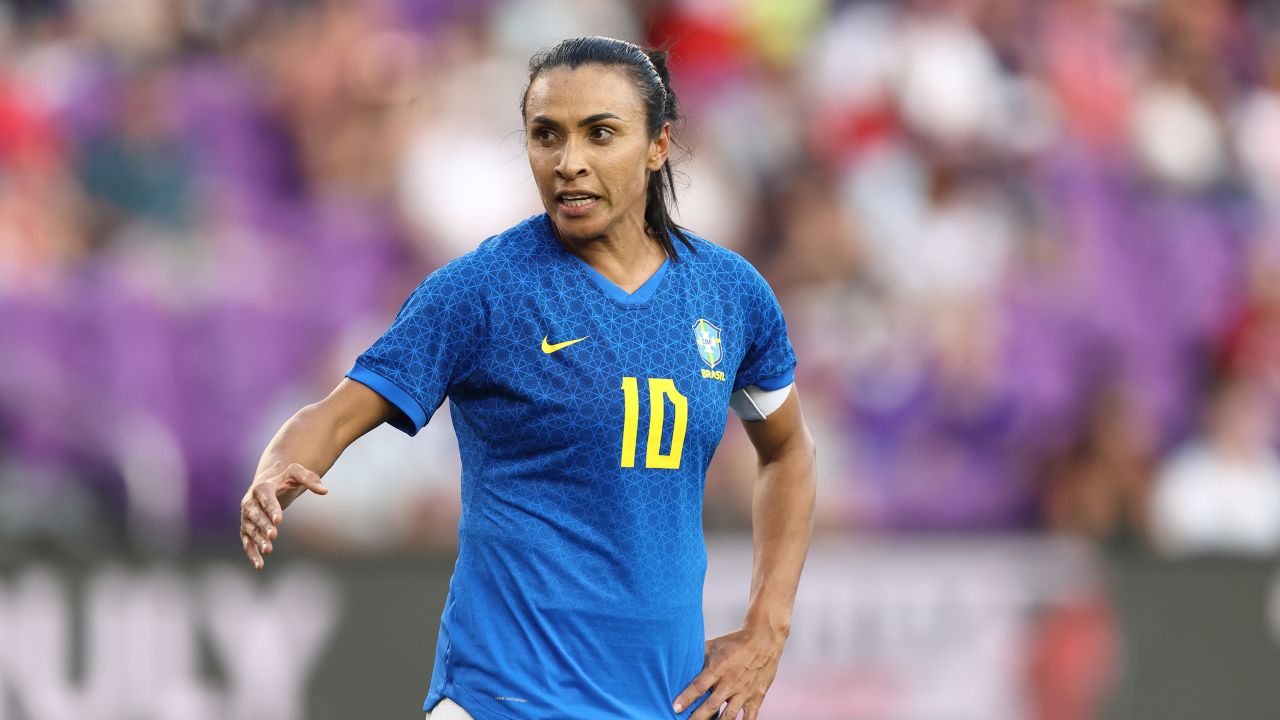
538,213,673,305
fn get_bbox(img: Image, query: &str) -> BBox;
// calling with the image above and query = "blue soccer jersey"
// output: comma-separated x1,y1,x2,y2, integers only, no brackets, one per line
347,214,796,720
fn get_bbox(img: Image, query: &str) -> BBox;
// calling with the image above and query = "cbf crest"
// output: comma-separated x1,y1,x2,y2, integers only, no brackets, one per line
693,319,722,368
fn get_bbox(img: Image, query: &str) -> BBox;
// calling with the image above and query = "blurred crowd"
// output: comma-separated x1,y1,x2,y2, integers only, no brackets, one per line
2,0,1280,556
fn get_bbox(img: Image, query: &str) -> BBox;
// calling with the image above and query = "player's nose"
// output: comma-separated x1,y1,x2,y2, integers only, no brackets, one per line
555,137,589,180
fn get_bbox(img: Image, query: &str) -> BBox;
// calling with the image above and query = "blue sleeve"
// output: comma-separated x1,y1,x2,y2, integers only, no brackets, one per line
346,262,486,436
732,265,797,393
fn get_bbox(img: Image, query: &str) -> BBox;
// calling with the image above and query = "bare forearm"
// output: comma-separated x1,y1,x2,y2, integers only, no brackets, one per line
253,403,351,484
251,379,393,489
251,388,392,512
743,440,816,638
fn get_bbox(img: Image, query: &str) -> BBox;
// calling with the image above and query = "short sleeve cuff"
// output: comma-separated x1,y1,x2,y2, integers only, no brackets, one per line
346,361,428,436
735,366,795,393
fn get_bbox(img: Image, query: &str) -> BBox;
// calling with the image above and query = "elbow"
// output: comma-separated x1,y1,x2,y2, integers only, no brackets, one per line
797,427,817,475
805,438,818,493
798,432,818,500
759,424,817,476
769,431,817,487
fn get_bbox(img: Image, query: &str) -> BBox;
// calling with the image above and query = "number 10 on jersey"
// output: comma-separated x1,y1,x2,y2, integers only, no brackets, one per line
620,377,688,469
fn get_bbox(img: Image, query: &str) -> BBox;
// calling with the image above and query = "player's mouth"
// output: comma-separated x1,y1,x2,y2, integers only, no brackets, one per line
556,192,600,217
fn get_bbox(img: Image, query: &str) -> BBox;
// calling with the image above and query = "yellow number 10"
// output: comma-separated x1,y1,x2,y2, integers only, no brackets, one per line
620,377,688,469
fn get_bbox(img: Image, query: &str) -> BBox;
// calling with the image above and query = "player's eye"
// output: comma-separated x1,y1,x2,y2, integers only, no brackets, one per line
532,127,558,143
588,126,615,141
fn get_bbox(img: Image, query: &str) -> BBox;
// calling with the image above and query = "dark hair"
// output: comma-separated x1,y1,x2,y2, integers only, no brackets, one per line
521,36,695,259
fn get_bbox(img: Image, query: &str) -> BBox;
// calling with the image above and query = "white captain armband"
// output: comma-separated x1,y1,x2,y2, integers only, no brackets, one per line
729,383,794,421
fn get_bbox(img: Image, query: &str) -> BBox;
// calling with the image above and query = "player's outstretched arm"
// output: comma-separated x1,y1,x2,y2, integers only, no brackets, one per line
674,385,816,720
239,379,396,570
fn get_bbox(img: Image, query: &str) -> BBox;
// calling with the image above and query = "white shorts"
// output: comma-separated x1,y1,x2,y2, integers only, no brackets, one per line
425,697,475,720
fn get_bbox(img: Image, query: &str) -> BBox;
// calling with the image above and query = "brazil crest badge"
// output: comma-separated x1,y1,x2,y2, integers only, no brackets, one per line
693,319,722,368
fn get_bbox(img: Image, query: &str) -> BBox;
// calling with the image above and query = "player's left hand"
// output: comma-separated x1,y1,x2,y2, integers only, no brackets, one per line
672,624,786,720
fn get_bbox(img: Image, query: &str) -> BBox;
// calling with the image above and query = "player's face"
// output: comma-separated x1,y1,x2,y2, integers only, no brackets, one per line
524,65,669,245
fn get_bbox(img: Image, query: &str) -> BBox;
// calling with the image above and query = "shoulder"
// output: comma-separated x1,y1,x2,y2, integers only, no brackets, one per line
410,215,552,298
471,214,553,262
677,231,777,299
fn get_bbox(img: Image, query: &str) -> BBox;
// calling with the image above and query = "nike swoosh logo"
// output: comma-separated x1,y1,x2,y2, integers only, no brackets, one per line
541,335,588,354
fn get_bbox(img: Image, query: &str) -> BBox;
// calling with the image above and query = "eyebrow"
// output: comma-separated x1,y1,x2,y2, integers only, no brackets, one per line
529,112,624,128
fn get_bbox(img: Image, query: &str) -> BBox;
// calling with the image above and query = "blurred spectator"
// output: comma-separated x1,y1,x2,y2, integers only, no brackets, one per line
1043,384,1154,546
1217,241,1280,394
1150,377,1280,557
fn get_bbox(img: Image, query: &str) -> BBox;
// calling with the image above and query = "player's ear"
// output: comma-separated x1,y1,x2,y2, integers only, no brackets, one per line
647,123,670,171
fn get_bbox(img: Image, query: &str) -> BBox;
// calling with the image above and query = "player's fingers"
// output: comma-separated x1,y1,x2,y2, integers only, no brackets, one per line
720,694,747,720
690,694,725,720
673,669,719,716
727,691,752,717
254,484,285,526
240,530,264,570
691,682,736,720
742,700,761,720
240,487,270,532
252,484,280,535
244,499,275,540
243,519,272,556
285,462,328,495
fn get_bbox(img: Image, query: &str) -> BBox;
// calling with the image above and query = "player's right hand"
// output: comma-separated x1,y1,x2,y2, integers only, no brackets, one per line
239,462,328,570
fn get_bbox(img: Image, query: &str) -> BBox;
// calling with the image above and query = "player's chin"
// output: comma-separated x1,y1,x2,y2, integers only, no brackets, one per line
550,207,609,240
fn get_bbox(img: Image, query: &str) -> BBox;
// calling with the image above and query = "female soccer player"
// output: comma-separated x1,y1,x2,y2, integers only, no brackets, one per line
239,36,816,720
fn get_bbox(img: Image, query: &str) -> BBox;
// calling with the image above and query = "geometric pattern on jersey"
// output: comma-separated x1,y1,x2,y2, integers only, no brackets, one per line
347,214,796,720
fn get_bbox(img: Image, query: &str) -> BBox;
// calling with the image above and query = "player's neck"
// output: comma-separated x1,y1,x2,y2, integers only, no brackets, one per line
557,219,668,294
